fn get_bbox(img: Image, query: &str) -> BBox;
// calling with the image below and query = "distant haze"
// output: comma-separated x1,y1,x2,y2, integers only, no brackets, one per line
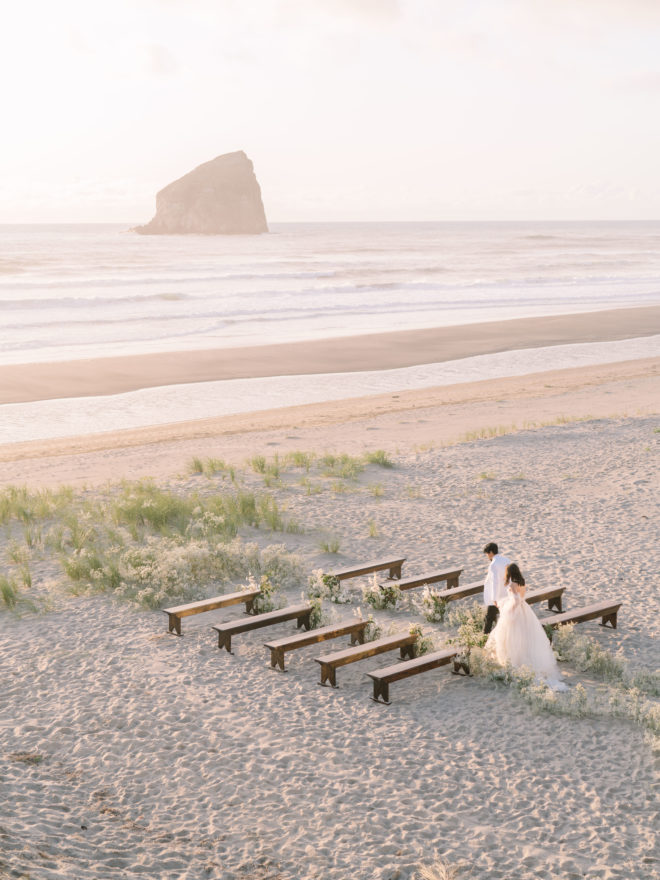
2,0,660,222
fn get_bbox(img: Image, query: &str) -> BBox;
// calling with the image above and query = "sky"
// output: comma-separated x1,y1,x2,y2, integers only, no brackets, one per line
1,0,660,222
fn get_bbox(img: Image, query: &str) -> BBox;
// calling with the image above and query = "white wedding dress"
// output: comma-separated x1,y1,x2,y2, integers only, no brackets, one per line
485,585,568,691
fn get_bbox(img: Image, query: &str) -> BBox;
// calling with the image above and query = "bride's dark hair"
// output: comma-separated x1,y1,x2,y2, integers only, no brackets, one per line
505,563,525,587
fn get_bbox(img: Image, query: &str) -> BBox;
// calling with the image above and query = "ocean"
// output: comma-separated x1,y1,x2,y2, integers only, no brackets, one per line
1,221,659,442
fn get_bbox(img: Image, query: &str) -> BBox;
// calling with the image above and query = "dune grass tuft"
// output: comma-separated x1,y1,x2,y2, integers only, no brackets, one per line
363,449,394,468
0,574,18,608
319,537,341,554
320,453,365,480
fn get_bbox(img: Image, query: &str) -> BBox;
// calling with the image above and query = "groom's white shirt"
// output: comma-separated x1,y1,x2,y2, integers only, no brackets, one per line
483,553,511,607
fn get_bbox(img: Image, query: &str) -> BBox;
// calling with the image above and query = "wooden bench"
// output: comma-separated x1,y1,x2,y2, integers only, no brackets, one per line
265,620,368,671
434,580,484,603
524,586,565,613
330,556,406,583
163,588,260,635
213,604,311,653
425,582,563,613
539,600,622,639
315,633,417,687
380,566,463,592
367,647,459,704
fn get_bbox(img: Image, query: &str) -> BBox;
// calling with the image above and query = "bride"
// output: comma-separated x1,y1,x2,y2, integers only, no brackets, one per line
485,563,567,691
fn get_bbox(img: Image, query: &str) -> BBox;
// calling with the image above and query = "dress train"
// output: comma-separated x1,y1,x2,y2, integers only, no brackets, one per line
485,587,567,691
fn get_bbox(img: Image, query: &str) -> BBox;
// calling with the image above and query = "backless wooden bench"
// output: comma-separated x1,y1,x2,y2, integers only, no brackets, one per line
264,620,368,671
163,587,260,635
213,604,311,653
434,580,484,603
330,556,406,583
524,585,565,613
315,632,417,687
380,566,463,592
367,647,459,704
425,582,564,613
539,600,622,639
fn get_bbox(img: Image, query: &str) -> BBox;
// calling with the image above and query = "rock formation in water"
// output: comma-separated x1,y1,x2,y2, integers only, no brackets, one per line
135,150,268,235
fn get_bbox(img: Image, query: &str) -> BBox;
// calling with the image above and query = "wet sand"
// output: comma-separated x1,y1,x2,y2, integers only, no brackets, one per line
2,304,660,405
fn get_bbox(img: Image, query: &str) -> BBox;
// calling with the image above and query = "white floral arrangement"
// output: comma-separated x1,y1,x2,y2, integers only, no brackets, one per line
353,607,382,642
409,623,434,656
307,568,351,604
361,572,400,610
411,584,449,623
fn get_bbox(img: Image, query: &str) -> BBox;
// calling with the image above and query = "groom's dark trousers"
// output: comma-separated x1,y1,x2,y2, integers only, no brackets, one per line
483,604,499,634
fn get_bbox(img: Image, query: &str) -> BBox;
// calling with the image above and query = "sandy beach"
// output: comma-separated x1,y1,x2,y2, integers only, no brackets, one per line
4,0,660,873
1,406,658,880
1,313,659,879
1,355,658,489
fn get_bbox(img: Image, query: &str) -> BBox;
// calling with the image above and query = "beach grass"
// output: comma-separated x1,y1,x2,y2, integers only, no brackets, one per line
0,477,305,610
320,453,365,480
363,449,395,467
0,574,18,608
367,518,380,538
319,537,341,554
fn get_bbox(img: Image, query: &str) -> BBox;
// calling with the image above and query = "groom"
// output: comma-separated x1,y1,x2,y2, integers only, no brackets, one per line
482,542,511,634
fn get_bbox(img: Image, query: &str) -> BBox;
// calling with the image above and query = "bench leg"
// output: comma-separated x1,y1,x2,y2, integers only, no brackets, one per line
452,658,471,676
371,681,390,704
446,576,459,589
244,598,255,615
400,645,415,660
351,629,366,646
270,648,286,672
217,632,233,653
601,612,618,629
319,664,337,688
548,595,563,613
389,563,402,580
167,614,182,636
298,610,312,631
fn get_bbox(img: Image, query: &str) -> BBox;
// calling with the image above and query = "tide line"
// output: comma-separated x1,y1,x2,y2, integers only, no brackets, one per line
1,335,659,445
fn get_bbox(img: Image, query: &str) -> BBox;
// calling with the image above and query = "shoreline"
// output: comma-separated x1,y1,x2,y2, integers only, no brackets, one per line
2,304,660,405
1,356,658,487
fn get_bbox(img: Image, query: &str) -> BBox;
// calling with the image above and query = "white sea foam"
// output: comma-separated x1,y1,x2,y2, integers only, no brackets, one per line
2,335,658,444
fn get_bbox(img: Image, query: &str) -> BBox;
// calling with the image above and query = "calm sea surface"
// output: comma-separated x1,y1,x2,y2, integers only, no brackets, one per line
1,221,659,442
1,221,659,366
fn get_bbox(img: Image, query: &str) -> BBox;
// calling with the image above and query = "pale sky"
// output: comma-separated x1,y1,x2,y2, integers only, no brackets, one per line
2,0,660,222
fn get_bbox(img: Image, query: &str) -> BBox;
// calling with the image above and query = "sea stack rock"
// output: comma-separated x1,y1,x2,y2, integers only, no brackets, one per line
136,150,268,235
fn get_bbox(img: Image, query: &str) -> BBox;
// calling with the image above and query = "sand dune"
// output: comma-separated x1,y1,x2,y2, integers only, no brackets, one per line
1,410,658,880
